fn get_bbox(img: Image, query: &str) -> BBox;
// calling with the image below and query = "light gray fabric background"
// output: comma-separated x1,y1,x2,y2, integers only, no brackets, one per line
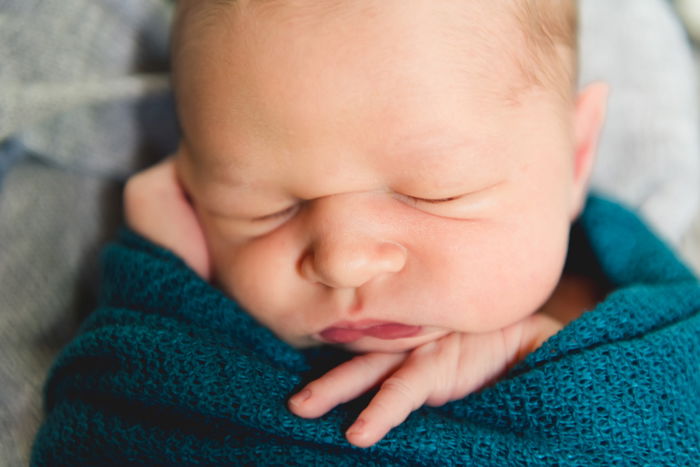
0,2,176,465
1,0,699,465
581,0,700,245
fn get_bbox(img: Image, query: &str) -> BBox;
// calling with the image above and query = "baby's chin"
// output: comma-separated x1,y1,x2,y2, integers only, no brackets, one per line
317,327,451,354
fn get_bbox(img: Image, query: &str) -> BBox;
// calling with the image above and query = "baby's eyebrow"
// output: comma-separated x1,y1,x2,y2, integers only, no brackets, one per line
197,182,290,218
385,130,481,162
386,136,483,173
388,133,506,182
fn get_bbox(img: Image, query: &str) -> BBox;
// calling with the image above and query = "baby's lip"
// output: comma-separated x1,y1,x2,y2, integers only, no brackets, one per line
319,321,422,344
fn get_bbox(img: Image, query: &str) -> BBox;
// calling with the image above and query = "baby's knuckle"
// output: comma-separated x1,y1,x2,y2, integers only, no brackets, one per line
410,340,438,358
123,173,146,204
380,377,415,402
353,353,381,371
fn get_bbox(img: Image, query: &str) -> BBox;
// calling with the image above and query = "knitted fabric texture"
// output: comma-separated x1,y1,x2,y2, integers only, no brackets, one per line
31,196,700,466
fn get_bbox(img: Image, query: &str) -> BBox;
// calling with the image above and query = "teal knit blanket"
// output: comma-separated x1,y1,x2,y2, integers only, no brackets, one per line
32,197,700,466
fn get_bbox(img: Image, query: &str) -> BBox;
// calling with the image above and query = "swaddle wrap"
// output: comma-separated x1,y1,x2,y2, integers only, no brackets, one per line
31,196,700,466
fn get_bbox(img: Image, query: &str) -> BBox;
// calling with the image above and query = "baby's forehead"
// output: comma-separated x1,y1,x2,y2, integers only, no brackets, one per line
177,0,518,43
174,0,540,97
175,0,575,104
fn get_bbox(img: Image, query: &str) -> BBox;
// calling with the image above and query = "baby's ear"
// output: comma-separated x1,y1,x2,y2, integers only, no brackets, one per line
123,155,212,280
570,81,609,219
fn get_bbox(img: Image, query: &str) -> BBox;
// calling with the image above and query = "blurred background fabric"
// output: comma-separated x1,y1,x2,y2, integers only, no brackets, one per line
0,1,177,465
1,0,699,465
582,0,700,245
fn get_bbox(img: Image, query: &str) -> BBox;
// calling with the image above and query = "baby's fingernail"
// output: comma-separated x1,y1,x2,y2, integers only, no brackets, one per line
289,389,311,407
346,418,366,437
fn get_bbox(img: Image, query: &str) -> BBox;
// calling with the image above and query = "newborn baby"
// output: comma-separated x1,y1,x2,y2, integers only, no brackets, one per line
125,0,608,448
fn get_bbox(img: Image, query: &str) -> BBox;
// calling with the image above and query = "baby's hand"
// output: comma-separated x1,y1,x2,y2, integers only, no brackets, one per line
288,313,562,448
123,157,211,279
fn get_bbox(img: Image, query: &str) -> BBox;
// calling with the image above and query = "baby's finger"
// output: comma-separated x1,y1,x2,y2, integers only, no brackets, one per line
345,349,436,447
288,352,405,419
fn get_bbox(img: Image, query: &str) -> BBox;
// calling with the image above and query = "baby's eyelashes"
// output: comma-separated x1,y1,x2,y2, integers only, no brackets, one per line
252,203,301,222
401,194,462,205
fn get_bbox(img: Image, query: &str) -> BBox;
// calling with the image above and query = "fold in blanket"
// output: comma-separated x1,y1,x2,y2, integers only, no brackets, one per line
31,196,700,466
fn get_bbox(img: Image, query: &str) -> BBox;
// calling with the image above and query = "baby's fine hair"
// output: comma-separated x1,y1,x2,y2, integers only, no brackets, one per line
173,0,578,100
513,0,578,99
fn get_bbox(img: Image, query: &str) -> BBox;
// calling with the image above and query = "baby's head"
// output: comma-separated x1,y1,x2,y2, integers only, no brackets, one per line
169,0,606,352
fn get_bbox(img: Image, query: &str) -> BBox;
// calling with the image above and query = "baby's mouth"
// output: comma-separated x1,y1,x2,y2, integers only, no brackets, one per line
319,322,422,344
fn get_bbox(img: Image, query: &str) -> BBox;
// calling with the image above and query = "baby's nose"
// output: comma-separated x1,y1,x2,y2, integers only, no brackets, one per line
299,193,408,288
301,236,407,289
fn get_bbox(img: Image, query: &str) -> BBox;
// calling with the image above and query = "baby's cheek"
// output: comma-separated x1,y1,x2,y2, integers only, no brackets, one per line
210,237,310,341
211,243,269,304
502,221,570,316
440,216,567,331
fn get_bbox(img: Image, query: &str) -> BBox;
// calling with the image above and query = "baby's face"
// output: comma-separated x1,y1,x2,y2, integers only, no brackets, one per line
174,0,585,352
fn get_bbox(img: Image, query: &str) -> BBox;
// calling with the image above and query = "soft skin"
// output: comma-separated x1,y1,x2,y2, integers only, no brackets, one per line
125,0,607,448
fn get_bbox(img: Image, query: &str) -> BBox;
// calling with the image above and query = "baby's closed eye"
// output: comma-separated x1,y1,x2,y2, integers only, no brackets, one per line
392,182,504,219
